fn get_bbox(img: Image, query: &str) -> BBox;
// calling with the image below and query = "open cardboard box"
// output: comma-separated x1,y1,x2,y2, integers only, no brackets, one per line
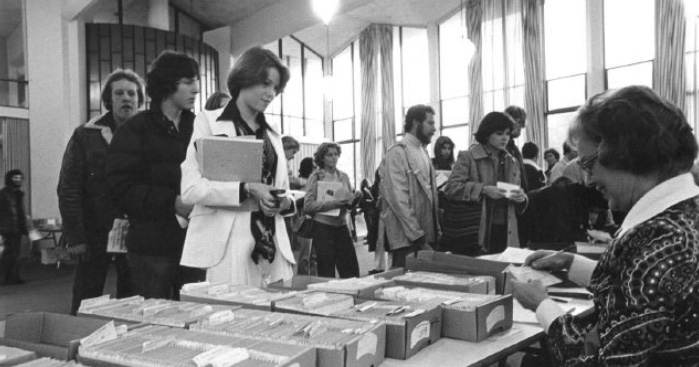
0,346,36,367
374,268,493,295
266,275,336,291
406,250,514,294
0,313,112,360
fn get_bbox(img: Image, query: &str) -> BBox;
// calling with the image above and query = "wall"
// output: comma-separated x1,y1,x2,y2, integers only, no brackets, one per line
203,26,232,94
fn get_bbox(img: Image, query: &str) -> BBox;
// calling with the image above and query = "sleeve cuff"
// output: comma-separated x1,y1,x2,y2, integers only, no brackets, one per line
568,255,597,287
536,298,566,333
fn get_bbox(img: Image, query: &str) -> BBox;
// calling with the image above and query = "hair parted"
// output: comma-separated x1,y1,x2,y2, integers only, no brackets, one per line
101,68,145,111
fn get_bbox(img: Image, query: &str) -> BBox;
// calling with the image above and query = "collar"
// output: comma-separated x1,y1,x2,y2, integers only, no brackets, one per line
217,100,275,135
84,113,117,144
402,133,424,148
523,158,542,171
470,143,512,160
154,109,194,135
617,172,699,238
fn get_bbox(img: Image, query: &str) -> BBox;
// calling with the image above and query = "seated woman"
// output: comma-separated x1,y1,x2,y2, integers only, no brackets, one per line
513,85,699,366
441,112,526,255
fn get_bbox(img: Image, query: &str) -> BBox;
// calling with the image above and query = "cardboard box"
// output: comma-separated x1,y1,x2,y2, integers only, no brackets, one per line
332,299,442,360
40,248,70,265
0,313,112,360
0,346,36,366
406,251,514,294
179,283,295,312
266,275,336,291
440,294,513,342
306,277,396,298
375,268,493,295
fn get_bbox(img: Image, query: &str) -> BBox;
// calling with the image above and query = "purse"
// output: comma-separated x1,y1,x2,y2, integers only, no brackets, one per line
294,215,315,239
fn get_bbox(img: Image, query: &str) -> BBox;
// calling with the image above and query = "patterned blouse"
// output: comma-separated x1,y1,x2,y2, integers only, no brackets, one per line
545,196,699,366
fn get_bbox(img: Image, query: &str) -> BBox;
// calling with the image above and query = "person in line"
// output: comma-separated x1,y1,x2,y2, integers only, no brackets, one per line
179,47,296,286
204,91,230,111
293,157,315,275
442,112,526,255
282,136,302,189
0,169,28,285
303,143,362,278
377,105,441,268
543,148,560,181
513,85,699,366
58,68,143,313
431,135,455,170
522,142,545,191
106,51,205,300
504,105,529,192
548,141,577,184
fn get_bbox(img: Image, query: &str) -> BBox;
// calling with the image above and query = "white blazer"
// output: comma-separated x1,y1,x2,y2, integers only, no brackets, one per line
179,108,296,268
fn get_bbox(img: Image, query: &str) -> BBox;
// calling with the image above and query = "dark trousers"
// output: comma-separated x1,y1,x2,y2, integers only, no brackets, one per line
312,221,359,278
391,244,419,269
0,233,22,282
70,250,133,314
127,252,205,300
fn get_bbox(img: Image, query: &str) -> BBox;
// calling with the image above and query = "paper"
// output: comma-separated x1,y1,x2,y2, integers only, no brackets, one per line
506,265,562,287
512,300,539,324
435,170,451,188
28,229,42,242
316,181,345,217
478,247,535,264
496,181,521,198
80,321,118,347
410,320,431,348
587,229,613,243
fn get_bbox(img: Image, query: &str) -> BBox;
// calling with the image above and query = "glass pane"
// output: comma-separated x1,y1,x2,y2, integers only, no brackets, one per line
393,27,404,132
306,119,325,140
0,0,27,108
334,118,353,141
282,37,303,118
263,40,279,55
338,142,356,187
439,10,470,99
546,111,577,160
401,27,430,106
544,0,586,79
265,114,282,132
288,116,304,137
354,142,364,188
604,0,654,68
547,75,586,110
607,62,653,90
333,46,353,119
441,126,471,155
304,50,324,122
441,97,469,127
353,41,362,124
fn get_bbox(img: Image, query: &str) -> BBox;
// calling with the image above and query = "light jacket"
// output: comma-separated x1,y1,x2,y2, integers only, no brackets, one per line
377,140,440,251
179,108,295,268
443,144,522,249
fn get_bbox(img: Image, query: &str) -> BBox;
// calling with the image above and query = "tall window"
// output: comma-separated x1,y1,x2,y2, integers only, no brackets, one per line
439,9,472,154
332,42,362,187
544,0,587,156
685,3,699,133
263,37,325,140
604,0,654,89
394,27,430,138
0,0,28,108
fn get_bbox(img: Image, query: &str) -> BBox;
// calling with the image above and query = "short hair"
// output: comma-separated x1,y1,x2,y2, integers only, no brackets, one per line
569,85,698,180
299,157,315,178
522,142,539,159
313,142,342,169
505,105,527,126
404,105,435,133
227,47,290,102
282,136,300,150
101,68,145,111
204,91,230,110
562,141,574,155
474,112,515,145
146,51,199,107
5,169,22,186
544,148,560,161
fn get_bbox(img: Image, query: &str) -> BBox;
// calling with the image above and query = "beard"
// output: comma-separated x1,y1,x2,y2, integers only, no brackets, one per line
415,125,433,145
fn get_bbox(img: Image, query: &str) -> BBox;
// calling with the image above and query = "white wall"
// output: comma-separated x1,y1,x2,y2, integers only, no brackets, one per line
203,26,232,94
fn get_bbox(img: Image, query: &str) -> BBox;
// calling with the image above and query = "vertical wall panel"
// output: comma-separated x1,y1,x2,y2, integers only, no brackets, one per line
1,118,31,214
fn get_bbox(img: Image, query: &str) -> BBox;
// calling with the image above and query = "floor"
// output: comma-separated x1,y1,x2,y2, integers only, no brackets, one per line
0,239,376,337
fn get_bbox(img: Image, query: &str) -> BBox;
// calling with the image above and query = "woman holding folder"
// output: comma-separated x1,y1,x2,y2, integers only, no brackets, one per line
179,47,296,286
513,86,699,366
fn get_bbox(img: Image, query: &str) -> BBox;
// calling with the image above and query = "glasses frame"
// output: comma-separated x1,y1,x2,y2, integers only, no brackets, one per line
578,152,599,175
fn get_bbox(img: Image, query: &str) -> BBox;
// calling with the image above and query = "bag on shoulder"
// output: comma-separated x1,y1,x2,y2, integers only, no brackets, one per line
294,215,315,239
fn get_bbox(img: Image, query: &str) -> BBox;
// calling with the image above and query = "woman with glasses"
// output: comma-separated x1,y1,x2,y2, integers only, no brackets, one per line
513,86,699,366
441,112,527,255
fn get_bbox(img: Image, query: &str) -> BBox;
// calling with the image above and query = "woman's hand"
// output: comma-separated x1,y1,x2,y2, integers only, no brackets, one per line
482,185,507,200
512,279,549,312
508,189,527,203
524,250,575,272
247,183,279,216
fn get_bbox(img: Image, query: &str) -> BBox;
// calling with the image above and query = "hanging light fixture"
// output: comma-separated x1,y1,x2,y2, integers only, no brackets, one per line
312,0,340,100
312,0,340,26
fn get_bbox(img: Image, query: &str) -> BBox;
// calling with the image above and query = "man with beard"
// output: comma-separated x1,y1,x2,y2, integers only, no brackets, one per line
377,105,440,268
504,105,529,192
0,169,28,285
58,68,144,313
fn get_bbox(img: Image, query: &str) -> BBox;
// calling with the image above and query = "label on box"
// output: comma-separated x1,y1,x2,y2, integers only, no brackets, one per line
486,305,505,332
356,332,377,359
410,320,431,348
81,321,118,347
208,310,235,325
193,346,249,367
80,294,111,310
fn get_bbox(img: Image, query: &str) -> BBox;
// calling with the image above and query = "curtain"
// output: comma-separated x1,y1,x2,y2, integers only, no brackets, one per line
466,0,484,133
360,26,379,181
655,0,686,110
522,0,546,152
378,25,396,153
1,118,31,215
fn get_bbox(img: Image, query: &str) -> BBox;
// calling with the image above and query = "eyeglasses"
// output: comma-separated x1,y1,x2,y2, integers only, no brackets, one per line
578,152,599,175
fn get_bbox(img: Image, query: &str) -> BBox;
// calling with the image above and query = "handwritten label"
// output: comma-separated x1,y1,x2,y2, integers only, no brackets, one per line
356,332,377,359
486,305,505,333
193,346,249,367
410,321,430,348
208,310,235,325
80,321,118,347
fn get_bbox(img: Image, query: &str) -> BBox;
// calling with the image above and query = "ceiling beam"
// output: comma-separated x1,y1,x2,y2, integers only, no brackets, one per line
61,0,101,20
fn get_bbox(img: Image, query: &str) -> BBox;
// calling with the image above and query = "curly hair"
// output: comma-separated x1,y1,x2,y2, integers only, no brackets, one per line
227,47,290,102
146,51,199,107
101,68,145,111
474,112,514,145
313,142,342,169
570,85,698,180
544,148,560,161
404,105,435,133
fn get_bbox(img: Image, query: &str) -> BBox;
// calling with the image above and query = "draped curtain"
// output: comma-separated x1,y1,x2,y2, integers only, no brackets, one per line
360,24,395,181
1,118,31,214
466,0,484,134
654,0,686,111
522,0,547,151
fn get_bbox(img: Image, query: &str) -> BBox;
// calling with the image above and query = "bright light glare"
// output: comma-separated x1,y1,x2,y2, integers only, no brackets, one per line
312,0,340,25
